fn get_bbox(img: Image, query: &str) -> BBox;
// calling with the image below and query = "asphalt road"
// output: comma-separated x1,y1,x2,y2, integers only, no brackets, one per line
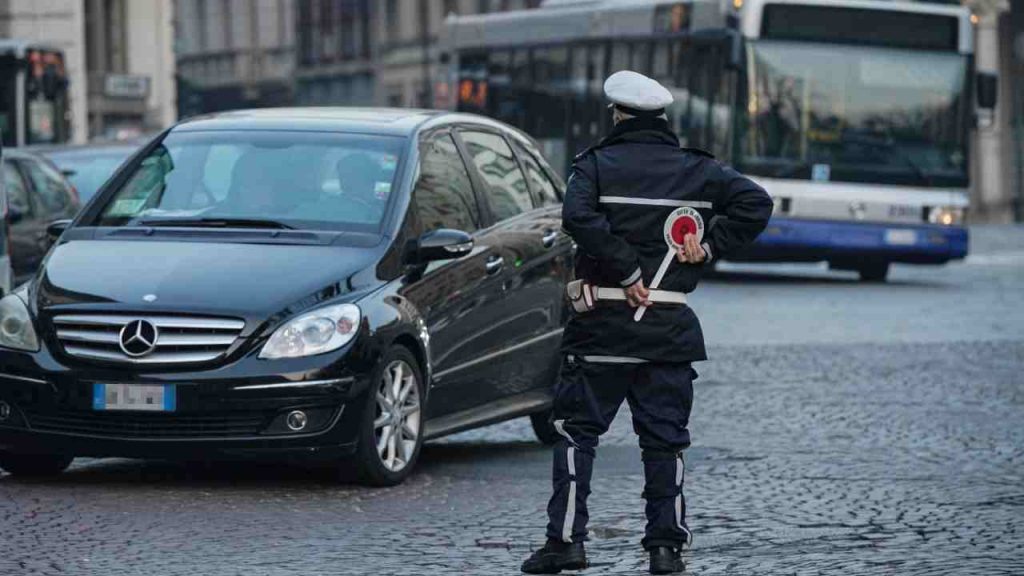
2,225,1022,576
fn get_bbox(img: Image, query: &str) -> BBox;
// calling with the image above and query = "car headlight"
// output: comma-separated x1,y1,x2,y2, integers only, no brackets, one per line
928,206,965,226
0,294,39,352
259,303,361,359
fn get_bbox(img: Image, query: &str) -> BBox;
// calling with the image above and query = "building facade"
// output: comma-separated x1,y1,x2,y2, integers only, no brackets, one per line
0,0,175,143
85,0,176,140
174,0,297,117
293,0,542,108
970,0,1023,222
0,0,88,143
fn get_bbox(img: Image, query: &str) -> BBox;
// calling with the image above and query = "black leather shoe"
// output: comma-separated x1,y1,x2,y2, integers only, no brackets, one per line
521,539,587,574
648,546,685,575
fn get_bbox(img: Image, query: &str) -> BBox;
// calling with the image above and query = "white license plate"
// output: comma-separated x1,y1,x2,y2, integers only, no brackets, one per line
93,384,175,412
884,229,918,246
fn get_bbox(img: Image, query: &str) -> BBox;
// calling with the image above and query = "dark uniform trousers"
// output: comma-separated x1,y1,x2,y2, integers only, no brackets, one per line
545,355,695,550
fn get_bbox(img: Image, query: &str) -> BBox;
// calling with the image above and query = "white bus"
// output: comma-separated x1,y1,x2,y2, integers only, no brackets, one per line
443,0,995,281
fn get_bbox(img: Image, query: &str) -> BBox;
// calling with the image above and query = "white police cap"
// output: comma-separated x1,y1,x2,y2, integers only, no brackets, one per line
604,70,673,116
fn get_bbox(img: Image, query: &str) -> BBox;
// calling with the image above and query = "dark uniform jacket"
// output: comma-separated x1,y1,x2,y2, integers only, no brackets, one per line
560,117,773,363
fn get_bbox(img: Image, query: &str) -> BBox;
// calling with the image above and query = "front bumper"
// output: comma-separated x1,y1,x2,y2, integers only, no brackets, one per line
0,343,373,461
739,217,968,265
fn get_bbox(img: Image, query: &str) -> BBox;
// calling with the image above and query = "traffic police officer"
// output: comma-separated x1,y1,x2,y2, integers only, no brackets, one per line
522,71,773,575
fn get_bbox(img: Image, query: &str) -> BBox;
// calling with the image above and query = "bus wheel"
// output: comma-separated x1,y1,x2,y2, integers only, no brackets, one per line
858,263,890,282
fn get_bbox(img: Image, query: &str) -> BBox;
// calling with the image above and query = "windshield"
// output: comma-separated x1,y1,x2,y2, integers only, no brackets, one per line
47,147,135,201
736,41,969,188
92,130,405,232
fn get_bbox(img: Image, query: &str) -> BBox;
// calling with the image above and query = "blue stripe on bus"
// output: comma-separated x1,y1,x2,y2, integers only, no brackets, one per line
753,217,968,258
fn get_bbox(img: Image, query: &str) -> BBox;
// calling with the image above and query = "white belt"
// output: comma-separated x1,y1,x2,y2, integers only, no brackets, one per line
592,287,687,305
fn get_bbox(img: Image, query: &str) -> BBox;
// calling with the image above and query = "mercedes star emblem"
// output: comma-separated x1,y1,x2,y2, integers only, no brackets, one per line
119,319,159,357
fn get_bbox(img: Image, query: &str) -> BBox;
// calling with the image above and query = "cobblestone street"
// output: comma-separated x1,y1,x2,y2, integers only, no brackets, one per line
2,226,1023,575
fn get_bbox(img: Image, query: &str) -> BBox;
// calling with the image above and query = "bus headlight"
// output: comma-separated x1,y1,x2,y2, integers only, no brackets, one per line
0,294,39,352
928,207,965,226
259,303,361,359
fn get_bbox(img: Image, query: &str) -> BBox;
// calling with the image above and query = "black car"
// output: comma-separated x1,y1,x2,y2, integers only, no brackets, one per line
0,140,10,295
2,148,81,285
0,108,572,485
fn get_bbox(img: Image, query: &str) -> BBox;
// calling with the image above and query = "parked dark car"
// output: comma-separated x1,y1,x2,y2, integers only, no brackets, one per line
0,139,11,295
0,108,572,485
1,148,80,286
34,142,142,203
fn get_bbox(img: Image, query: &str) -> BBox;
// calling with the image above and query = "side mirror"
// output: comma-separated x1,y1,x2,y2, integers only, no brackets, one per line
415,228,474,263
977,72,998,110
47,219,72,241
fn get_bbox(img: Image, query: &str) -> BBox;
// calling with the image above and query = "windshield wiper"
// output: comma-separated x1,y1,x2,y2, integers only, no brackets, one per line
840,134,934,187
137,217,294,230
772,161,813,179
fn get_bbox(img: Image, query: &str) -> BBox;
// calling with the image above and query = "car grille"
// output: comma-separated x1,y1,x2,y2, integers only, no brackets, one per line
24,409,270,438
52,313,245,365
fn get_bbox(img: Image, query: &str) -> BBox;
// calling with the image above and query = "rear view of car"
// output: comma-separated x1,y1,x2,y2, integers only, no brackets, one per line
1,150,80,285
36,142,141,203
0,139,12,295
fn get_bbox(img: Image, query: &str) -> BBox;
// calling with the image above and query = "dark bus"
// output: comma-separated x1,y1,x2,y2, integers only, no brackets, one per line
0,40,71,147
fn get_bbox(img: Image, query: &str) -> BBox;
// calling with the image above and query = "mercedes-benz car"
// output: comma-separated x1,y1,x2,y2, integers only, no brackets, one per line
0,108,572,485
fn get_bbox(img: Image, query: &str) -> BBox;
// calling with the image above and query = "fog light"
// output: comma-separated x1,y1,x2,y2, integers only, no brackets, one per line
928,206,965,226
286,410,308,431
0,401,10,422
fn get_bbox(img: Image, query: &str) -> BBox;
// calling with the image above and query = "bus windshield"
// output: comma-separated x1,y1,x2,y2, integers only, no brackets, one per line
736,40,969,188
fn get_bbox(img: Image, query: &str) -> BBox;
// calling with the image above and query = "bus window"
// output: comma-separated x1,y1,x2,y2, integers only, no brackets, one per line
631,42,651,76
687,44,715,150
530,47,570,168
652,42,670,79
610,42,629,74
710,45,734,159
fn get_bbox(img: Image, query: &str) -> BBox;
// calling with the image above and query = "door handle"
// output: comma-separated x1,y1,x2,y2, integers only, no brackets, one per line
541,230,559,249
485,255,504,275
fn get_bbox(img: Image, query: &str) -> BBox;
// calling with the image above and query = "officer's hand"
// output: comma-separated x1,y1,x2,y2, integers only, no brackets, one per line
677,234,706,264
624,280,652,308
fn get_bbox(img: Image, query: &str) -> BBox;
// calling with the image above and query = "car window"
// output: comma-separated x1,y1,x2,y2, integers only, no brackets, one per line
48,148,133,202
459,130,532,221
3,162,32,217
513,141,560,207
23,158,70,213
414,133,479,234
93,130,405,232
201,144,245,204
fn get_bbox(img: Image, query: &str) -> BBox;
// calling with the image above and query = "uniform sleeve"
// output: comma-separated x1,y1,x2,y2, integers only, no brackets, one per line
702,161,773,262
561,154,642,286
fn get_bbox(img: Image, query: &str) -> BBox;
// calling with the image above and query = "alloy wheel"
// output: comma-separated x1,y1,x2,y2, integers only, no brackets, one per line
372,359,421,472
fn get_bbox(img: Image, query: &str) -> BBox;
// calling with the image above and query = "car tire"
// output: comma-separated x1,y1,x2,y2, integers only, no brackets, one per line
529,410,560,445
352,345,425,487
0,452,73,477
858,263,890,282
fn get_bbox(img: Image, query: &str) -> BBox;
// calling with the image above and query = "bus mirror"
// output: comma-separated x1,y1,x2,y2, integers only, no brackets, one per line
977,72,998,110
